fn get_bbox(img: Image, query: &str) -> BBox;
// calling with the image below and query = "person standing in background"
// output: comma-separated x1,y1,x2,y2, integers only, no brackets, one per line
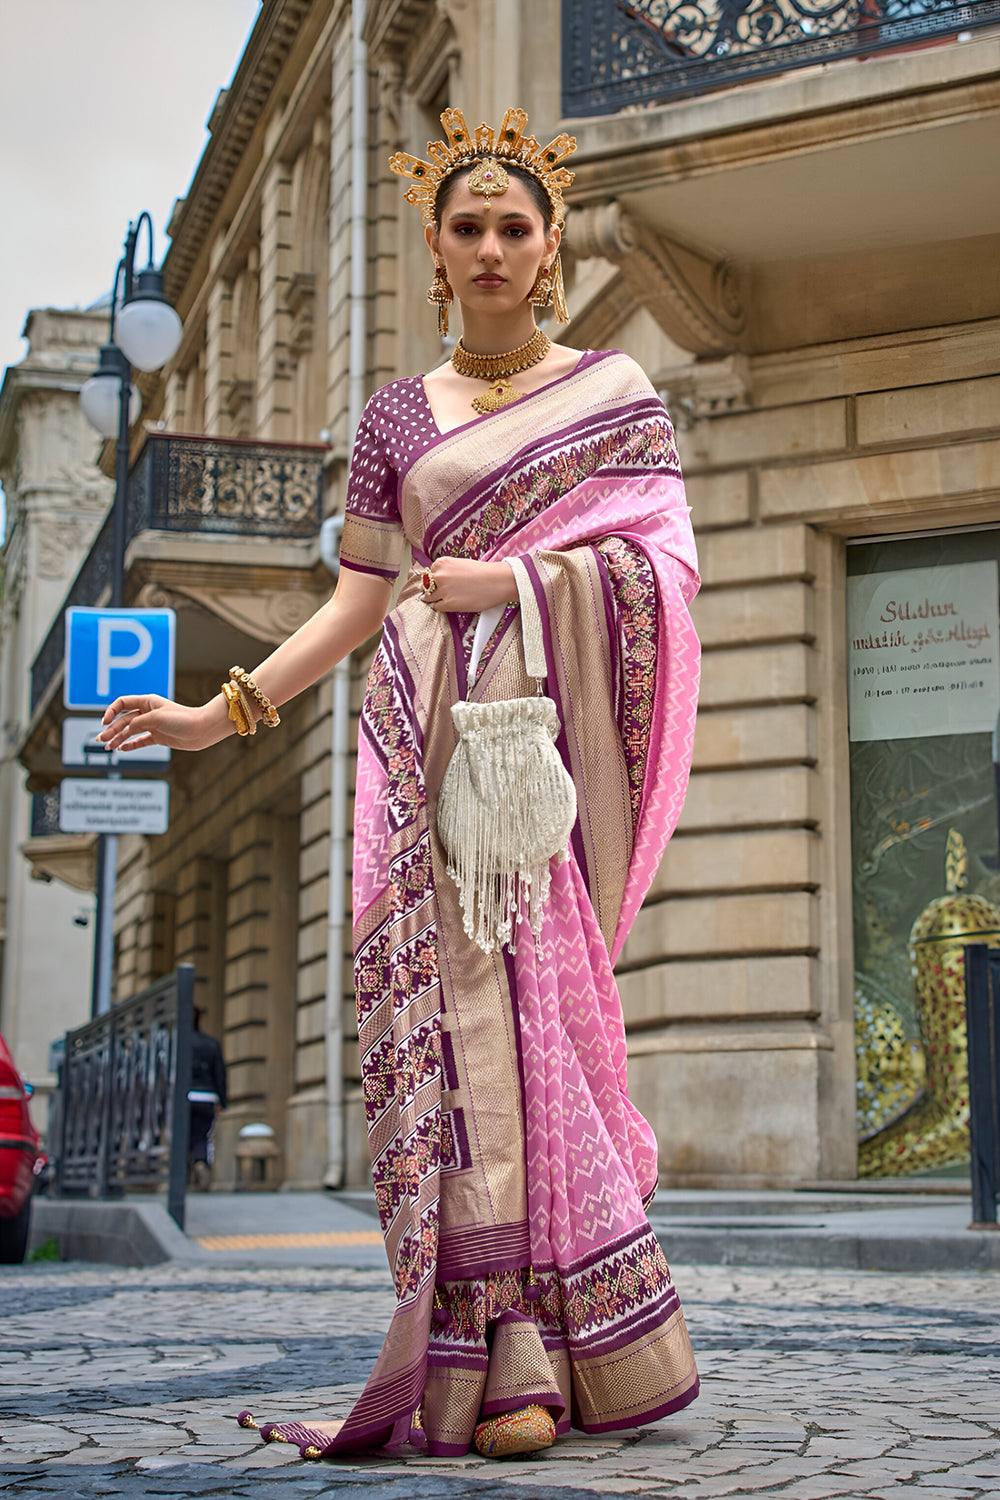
188,1008,227,1191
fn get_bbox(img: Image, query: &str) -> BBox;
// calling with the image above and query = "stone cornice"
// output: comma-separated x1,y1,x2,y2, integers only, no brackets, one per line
363,0,435,60
163,0,318,304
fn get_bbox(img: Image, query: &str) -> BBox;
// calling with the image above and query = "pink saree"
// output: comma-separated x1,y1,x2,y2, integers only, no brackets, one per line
256,349,700,1457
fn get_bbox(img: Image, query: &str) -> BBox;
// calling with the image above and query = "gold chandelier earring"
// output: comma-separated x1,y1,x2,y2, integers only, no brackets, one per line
551,253,569,324
528,264,553,309
427,264,454,337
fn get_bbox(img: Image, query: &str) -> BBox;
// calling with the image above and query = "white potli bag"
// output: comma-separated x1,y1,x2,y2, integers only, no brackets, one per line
437,557,578,953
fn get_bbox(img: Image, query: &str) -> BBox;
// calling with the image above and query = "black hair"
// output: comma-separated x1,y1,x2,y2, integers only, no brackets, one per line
434,158,553,229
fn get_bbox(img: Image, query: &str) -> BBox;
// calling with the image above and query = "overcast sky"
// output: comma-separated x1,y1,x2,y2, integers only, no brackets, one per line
0,0,261,380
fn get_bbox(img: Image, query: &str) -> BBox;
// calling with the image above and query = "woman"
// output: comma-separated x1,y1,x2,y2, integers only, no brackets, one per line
100,106,702,1461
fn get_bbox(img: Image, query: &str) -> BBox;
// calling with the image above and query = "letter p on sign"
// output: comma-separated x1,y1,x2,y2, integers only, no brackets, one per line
65,608,176,711
96,617,153,696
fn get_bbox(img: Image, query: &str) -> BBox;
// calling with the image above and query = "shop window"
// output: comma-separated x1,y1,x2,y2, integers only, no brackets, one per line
847,527,1000,1178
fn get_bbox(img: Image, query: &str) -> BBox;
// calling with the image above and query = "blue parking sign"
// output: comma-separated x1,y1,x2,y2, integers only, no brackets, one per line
64,608,176,711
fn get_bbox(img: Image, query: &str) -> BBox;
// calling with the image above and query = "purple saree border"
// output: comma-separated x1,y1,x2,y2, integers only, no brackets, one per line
594,549,624,730
535,1218,654,1282
339,556,399,581
567,1287,683,1361
441,1105,471,1173
325,1348,429,1454
581,1373,701,1434
436,1218,531,1279
403,348,607,484
424,399,676,560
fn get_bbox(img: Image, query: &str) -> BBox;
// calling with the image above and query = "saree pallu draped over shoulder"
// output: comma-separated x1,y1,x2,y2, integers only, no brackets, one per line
306,351,700,1457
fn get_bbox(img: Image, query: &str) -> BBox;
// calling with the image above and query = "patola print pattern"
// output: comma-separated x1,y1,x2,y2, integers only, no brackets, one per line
247,350,702,1457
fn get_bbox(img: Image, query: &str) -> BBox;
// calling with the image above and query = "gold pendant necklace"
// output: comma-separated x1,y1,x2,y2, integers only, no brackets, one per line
452,327,551,415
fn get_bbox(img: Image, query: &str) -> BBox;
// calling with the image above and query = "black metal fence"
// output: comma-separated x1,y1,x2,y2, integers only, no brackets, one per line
30,432,327,713
563,0,1000,116
965,945,1000,1227
55,965,194,1230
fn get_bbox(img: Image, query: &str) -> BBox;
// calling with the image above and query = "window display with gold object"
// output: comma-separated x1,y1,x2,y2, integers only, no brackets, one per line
848,527,1000,1177
858,831,1000,1177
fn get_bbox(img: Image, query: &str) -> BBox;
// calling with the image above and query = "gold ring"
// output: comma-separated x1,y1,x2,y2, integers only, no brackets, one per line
421,570,437,596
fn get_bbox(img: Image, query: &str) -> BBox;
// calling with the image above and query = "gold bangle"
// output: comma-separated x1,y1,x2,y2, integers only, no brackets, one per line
229,666,280,728
222,680,256,737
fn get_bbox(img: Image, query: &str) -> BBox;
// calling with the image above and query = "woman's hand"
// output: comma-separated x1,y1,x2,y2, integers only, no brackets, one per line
422,557,517,613
99,695,230,754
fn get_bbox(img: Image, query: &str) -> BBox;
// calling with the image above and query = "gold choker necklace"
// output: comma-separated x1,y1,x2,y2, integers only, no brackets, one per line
452,328,551,414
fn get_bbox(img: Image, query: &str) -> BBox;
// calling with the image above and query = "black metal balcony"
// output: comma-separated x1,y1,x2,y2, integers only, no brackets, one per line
30,432,326,713
562,0,999,116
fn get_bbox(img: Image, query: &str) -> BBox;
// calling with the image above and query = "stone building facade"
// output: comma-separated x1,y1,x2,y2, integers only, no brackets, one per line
0,308,113,1131
19,0,1000,1187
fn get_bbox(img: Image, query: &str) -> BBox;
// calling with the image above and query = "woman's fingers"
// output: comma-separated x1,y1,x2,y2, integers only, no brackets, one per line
117,732,156,752
99,700,164,749
101,719,150,751
101,695,150,726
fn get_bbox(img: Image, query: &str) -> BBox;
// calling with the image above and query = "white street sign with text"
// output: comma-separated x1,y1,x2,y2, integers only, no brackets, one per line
59,779,170,836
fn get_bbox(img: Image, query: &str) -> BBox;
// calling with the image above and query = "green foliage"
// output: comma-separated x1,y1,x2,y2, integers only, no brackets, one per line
27,1236,59,1262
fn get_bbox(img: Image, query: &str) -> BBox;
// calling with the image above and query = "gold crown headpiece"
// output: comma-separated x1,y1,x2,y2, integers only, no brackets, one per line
389,107,576,228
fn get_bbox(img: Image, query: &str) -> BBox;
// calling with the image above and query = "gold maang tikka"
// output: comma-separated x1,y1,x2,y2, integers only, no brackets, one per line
467,156,509,209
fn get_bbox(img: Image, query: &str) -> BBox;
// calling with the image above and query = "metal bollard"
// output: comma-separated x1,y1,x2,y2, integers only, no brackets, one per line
964,943,1000,1228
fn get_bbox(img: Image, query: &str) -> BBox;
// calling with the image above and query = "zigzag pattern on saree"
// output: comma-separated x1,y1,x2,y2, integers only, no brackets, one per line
520,876,651,1259
425,407,679,559
360,622,424,836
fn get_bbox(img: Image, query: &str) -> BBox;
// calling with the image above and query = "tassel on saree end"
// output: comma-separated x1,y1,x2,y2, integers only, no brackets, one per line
302,1445,324,1460
237,1411,258,1430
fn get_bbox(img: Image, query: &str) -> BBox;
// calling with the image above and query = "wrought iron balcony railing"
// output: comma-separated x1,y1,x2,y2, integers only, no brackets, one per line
30,432,326,713
563,0,999,116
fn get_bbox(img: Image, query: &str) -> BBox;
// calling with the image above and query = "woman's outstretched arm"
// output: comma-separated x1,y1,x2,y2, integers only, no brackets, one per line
99,566,393,754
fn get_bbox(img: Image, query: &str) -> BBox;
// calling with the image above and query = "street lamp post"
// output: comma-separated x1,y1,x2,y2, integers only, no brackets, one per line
79,213,183,1016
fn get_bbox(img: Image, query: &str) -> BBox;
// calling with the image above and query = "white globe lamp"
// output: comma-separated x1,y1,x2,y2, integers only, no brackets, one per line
79,345,141,439
115,267,183,373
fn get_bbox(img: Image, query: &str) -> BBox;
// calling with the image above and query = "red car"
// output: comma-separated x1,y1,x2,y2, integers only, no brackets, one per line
0,1034,43,1263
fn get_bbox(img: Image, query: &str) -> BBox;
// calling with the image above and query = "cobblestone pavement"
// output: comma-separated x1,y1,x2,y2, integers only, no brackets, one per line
1,1259,998,1499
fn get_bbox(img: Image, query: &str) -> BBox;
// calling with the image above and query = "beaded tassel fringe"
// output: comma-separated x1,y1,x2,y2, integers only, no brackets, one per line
437,557,576,954
438,696,575,953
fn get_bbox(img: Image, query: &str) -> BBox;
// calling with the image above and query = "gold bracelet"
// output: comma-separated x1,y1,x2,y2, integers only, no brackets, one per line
229,666,280,728
222,680,256,737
